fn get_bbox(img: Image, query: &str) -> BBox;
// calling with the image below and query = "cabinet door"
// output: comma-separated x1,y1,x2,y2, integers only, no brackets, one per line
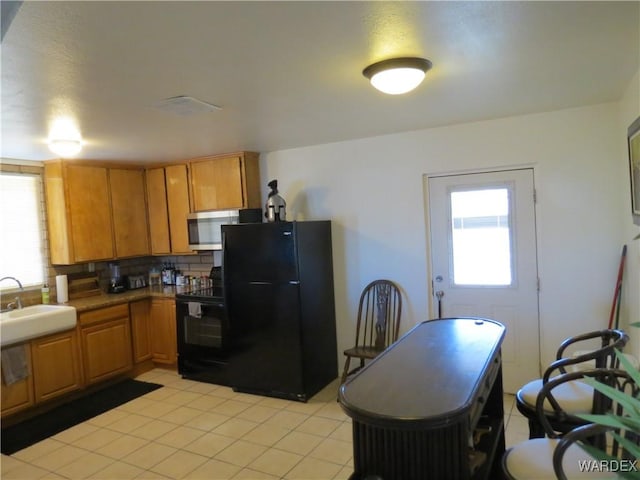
130,299,152,363
81,318,133,384
1,343,34,417
110,168,150,257
32,330,82,403
146,168,171,254
151,298,177,364
66,164,115,262
190,155,244,211
165,165,192,254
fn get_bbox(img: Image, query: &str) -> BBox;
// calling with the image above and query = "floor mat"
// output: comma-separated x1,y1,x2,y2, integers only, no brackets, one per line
1,378,162,455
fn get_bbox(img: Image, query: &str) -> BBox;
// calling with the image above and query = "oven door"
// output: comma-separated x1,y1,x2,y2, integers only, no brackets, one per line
176,299,231,384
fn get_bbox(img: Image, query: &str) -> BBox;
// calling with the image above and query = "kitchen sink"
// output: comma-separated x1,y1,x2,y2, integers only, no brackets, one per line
0,304,77,347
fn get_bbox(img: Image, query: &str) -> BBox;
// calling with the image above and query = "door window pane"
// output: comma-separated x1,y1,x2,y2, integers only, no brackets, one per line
450,188,513,286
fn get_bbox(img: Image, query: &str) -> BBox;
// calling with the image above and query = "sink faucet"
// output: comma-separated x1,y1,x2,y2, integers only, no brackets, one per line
1,276,24,310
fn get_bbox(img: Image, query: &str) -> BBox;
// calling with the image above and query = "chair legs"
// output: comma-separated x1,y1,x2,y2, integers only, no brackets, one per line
516,392,546,439
527,418,546,439
341,357,368,384
341,357,352,384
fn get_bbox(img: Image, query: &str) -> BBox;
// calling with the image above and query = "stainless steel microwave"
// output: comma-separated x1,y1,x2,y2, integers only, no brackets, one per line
187,210,239,250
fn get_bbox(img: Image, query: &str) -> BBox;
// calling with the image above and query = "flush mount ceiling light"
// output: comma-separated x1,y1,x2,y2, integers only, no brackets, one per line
48,117,83,157
48,139,83,157
363,57,432,95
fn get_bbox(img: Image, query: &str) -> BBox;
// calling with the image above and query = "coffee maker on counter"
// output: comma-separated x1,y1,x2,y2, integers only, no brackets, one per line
108,263,126,293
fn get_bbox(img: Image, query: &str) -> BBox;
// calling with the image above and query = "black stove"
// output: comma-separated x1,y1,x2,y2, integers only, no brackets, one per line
175,282,229,385
176,286,224,302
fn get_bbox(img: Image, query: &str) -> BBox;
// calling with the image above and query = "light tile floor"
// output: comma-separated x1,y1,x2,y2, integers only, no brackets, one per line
1,369,531,479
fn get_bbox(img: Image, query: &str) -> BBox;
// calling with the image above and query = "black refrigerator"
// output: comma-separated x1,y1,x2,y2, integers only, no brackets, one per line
221,221,338,402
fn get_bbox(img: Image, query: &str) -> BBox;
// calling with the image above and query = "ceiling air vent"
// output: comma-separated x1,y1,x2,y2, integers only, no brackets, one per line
153,95,221,116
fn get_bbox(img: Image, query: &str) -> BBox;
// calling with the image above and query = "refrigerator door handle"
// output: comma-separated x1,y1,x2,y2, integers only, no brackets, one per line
283,231,292,236
289,281,300,285
249,281,272,285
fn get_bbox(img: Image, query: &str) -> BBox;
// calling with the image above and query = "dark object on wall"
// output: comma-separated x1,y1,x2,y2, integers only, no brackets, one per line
222,221,337,401
628,115,640,226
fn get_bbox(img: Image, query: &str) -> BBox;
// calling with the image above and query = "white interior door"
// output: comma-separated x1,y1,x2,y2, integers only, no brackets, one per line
426,169,540,393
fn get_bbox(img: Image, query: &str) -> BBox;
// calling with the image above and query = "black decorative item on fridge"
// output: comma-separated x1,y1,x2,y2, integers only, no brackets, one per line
222,221,338,402
264,179,286,222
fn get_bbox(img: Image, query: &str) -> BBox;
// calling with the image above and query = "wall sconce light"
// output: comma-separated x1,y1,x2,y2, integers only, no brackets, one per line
363,57,432,95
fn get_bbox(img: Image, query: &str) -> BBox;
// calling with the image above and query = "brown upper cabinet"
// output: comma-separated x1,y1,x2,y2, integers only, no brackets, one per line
109,168,150,258
44,152,260,263
44,161,115,264
189,152,261,212
145,164,192,254
44,161,150,264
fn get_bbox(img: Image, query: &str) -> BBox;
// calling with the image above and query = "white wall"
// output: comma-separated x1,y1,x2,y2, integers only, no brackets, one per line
618,68,640,358
260,101,630,372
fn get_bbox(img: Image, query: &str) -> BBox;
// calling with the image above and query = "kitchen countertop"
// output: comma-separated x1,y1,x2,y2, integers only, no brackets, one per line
62,286,190,312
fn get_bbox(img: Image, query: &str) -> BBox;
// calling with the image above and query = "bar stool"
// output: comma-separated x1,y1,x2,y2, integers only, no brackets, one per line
504,368,636,479
515,329,628,438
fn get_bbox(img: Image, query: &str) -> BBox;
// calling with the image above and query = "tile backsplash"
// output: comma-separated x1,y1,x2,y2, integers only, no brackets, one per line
1,251,222,309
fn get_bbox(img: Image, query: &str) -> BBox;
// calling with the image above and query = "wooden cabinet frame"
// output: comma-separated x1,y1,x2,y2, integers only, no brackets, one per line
189,151,261,212
130,299,153,363
45,152,260,263
145,164,193,254
44,161,150,264
32,329,82,403
0,343,34,417
1,296,181,419
151,298,177,364
78,304,133,385
109,168,150,258
44,161,115,264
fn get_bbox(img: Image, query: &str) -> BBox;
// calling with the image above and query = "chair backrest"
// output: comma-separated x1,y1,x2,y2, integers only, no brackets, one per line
537,369,635,442
543,329,629,382
353,280,402,351
552,370,639,480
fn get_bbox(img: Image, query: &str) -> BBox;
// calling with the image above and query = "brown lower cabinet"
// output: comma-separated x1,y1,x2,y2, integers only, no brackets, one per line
1,343,34,417
151,298,177,364
79,304,133,385
1,297,178,418
130,299,153,363
1,329,82,418
32,329,82,402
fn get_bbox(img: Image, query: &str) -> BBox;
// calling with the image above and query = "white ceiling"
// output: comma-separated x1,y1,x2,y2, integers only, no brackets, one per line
1,1,639,163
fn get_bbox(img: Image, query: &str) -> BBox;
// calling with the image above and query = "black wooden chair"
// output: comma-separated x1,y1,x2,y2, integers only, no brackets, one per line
553,388,640,480
503,368,636,479
340,280,402,384
516,329,628,438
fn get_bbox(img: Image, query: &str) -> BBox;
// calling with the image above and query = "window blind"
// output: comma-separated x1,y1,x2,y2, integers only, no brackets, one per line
0,171,45,289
